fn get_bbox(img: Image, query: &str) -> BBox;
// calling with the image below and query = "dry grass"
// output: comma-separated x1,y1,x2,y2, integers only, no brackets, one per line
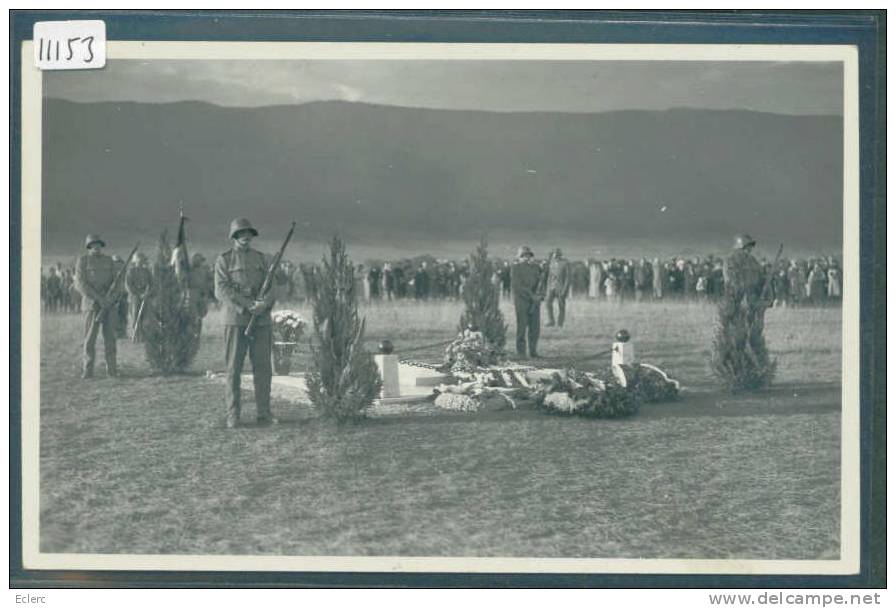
38,298,841,559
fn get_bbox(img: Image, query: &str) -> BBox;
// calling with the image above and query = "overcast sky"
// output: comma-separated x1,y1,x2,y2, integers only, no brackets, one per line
44,60,843,115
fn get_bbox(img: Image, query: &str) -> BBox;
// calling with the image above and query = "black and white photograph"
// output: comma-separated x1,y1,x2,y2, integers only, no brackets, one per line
18,38,862,576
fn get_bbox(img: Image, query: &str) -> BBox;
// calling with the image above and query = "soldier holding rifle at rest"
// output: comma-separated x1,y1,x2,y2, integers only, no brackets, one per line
74,234,122,379
722,234,780,359
125,252,152,342
214,218,279,429
110,254,128,339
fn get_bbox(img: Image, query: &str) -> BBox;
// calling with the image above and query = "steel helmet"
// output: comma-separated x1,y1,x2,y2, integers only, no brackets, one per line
733,234,757,250
84,234,106,249
229,218,259,240
517,245,534,259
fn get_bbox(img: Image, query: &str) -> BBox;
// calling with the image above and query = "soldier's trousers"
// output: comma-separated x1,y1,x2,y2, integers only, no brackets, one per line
83,307,117,374
514,298,541,357
546,290,566,326
224,324,273,423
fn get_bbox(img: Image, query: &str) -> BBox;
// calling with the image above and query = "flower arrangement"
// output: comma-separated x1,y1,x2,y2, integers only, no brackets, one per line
629,363,681,403
430,360,680,418
443,328,502,372
270,310,306,376
533,368,640,419
272,309,306,343
533,363,680,418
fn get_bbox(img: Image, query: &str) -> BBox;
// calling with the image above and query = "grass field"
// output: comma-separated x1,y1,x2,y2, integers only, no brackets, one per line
38,298,841,559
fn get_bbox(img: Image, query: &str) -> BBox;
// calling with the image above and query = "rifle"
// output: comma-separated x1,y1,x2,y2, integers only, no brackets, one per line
87,243,139,339
244,222,296,338
131,290,149,342
760,243,785,306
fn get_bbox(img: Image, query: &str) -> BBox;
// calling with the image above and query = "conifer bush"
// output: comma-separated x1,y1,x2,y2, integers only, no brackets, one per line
142,232,202,374
306,236,382,422
710,295,777,392
457,237,507,362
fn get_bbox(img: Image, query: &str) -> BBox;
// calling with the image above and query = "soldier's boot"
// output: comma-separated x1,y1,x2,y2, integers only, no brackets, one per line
81,363,94,380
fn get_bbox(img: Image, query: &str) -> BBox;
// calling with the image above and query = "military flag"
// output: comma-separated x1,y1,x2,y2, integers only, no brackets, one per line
170,205,191,290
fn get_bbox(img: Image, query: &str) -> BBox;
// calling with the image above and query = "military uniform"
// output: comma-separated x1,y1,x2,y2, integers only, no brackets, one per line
111,256,128,338
722,234,768,358
188,255,213,320
545,250,570,327
46,269,63,312
125,258,153,340
511,247,544,358
74,235,119,378
723,249,763,306
214,219,276,427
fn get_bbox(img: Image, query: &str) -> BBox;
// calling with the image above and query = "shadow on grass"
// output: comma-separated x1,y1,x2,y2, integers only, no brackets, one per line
258,379,842,431
641,381,840,421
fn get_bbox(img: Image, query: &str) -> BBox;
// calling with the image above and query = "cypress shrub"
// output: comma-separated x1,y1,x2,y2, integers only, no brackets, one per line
305,236,382,422
142,232,201,374
710,294,777,392
458,236,507,360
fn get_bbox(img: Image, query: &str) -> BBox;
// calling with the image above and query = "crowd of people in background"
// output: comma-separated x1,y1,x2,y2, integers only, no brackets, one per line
279,253,844,308
40,263,82,313
41,250,843,315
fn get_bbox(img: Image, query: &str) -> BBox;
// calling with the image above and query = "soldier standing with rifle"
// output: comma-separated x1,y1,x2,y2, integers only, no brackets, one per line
110,254,129,339
74,235,135,379
721,234,781,383
125,252,153,342
214,218,293,429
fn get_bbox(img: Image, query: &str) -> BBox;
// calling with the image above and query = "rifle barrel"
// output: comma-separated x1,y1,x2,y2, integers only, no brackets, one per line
88,243,140,338
244,222,296,338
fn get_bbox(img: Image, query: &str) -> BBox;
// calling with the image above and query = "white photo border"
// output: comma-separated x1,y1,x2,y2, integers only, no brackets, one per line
19,40,861,575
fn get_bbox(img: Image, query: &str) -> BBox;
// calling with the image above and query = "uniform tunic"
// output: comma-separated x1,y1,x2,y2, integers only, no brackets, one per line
214,247,276,424
723,250,763,304
722,248,768,361
188,263,214,319
545,257,570,327
125,265,153,339
74,252,119,375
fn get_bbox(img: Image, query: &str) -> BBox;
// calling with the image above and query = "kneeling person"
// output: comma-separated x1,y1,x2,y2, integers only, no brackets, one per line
215,218,278,428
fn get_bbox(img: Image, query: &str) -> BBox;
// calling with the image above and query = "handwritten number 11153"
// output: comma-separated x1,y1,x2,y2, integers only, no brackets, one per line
37,36,96,63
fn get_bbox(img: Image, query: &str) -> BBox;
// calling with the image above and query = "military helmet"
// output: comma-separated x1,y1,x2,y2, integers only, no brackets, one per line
733,234,757,250
84,234,106,249
554,247,563,257
229,217,259,240
517,245,534,259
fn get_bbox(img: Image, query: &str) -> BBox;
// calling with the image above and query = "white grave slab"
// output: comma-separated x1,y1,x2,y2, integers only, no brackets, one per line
243,361,442,407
